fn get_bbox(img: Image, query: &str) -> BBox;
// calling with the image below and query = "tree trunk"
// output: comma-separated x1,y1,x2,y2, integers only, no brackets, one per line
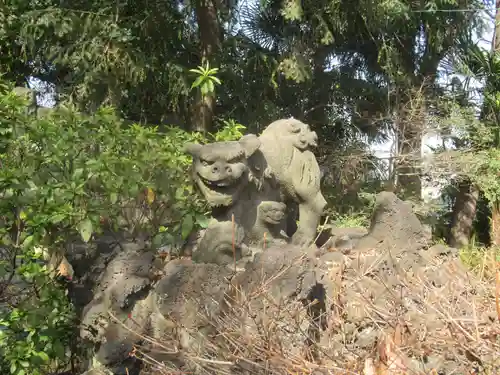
191,0,221,133
305,48,330,130
395,96,424,200
449,0,500,247
191,93,216,132
448,180,479,249
488,0,500,244
450,3,500,247
397,136,422,199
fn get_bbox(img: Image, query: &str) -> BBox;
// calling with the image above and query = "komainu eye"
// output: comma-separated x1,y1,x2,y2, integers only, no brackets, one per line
227,156,243,164
200,159,212,166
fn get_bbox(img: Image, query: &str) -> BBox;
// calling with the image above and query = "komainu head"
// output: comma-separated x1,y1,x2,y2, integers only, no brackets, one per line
184,134,261,207
258,201,287,225
261,118,318,151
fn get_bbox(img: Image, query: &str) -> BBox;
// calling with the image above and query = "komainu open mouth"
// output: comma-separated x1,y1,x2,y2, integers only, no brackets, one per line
265,217,281,225
265,213,285,224
198,175,239,195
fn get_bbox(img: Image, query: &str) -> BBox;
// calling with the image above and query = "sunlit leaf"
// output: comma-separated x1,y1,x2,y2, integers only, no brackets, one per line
146,187,155,205
191,75,205,89
77,218,93,243
210,76,222,85
195,214,210,228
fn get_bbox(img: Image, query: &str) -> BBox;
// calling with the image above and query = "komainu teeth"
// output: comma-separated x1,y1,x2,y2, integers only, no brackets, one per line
205,179,232,188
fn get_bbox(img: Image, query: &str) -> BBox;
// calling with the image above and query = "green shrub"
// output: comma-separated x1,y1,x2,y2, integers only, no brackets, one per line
333,213,370,228
0,250,75,375
0,79,245,374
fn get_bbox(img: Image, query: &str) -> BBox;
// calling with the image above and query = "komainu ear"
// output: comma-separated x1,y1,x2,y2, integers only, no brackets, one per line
239,134,261,157
288,120,302,133
183,143,203,157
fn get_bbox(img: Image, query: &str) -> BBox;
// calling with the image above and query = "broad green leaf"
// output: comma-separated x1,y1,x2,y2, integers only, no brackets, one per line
72,168,84,179
181,215,194,239
22,235,34,250
110,192,118,204
189,67,204,75
51,213,66,224
175,187,186,200
200,83,209,96
206,79,215,93
195,214,209,228
129,184,139,196
77,218,93,243
211,76,222,85
53,340,65,358
36,351,49,362
191,76,204,89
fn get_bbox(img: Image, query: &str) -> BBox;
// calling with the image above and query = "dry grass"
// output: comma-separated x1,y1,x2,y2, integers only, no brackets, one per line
103,245,500,375
459,246,500,280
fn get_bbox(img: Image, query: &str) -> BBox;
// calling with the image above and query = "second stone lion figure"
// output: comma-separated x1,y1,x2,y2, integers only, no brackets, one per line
183,118,327,265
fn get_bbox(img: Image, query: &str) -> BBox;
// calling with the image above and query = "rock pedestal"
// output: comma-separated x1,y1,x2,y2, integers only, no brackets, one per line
66,119,498,375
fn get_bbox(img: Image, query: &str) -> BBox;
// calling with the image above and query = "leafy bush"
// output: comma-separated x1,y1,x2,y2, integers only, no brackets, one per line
333,213,370,228
0,79,245,375
0,249,75,375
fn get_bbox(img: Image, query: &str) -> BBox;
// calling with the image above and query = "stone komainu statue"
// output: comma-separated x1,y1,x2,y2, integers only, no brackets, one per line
184,118,327,264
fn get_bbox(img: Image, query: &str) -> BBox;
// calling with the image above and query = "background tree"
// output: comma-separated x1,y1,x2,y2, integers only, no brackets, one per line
446,1,499,248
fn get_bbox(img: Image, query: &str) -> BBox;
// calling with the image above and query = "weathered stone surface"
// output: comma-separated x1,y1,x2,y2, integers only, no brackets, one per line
313,194,499,375
316,225,368,249
247,201,289,248
233,244,320,303
183,118,327,264
258,119,327,246
426,243,459,257
74,241,337,374
64,166,497,375
355,191,430,254
148,259,234,368
191,220,250,265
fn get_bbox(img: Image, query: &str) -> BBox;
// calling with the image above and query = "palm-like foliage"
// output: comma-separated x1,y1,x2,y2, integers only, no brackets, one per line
235,0,488,201
454,42,500,90
453,39,500,146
